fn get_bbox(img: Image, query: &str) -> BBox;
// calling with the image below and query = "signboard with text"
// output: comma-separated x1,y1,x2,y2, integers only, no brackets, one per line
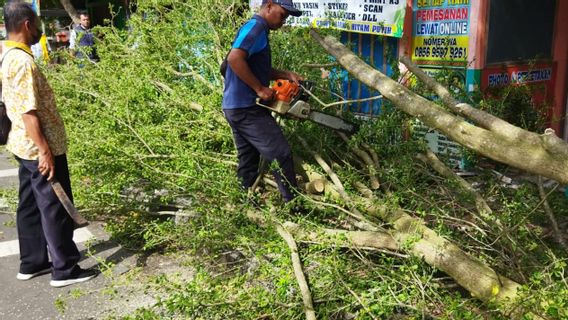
481,63,556,105
411,0,470,66
413,66,466,166
250,0,407,37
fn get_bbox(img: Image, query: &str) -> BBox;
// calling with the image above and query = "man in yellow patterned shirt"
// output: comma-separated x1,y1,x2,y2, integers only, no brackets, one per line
2,1,96,287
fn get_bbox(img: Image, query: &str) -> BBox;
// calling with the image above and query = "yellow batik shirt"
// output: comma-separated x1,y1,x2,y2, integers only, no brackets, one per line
1,41,67,160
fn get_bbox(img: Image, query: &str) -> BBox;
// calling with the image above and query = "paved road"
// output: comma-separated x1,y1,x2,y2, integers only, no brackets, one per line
0,151,18,189
0,150,141,319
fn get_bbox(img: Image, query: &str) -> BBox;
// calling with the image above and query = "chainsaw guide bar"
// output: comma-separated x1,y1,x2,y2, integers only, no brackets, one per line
257,79,358,134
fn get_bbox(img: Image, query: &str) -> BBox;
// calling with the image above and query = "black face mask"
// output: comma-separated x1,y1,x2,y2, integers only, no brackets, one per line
30,26,42,45
28,19,42,45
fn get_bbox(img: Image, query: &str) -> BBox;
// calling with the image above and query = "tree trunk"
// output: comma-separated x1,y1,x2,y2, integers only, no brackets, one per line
310,30,568,185
60,0,80,25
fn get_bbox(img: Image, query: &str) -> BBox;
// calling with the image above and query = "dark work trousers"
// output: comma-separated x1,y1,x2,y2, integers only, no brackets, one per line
224,106,297,202
16,154,80,279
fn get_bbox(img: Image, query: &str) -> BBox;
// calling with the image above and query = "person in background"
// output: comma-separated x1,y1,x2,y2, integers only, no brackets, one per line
222,0,303,203
69,10,98,62
2,0,97,287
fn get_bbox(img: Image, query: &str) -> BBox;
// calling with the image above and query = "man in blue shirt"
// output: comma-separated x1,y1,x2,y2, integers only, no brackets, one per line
223,0,302,202
69,11,98,62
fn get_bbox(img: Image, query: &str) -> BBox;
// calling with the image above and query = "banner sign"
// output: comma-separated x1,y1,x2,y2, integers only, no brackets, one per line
411,0,471,66
250,0,407,37
481,63,556,105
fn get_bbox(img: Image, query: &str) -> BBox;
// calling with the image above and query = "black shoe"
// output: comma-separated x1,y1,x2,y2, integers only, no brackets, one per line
17,264,52,281
50,267,98,288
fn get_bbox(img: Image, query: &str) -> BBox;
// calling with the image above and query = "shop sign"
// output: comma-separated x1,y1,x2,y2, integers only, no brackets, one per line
411,0,470,66
250,0,407,37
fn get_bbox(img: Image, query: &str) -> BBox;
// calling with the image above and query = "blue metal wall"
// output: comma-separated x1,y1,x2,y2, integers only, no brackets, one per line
339,32,399,117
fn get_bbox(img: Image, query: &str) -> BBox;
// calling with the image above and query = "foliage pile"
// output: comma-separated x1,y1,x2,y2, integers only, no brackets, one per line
44,0,568,319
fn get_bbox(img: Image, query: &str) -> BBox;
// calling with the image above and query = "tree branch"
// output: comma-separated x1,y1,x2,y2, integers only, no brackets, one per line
338,132,380,189
537,176,568,251
309,29,568,185
399,56,536,143
415,149,498,227
60,0,80,24
276,224,317,320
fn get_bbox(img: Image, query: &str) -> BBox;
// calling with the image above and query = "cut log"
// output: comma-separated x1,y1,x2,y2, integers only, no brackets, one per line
305,179,326,194
300,162,340,198
298,136,349,198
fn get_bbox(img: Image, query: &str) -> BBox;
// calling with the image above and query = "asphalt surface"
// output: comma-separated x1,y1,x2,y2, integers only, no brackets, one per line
0,150,141,320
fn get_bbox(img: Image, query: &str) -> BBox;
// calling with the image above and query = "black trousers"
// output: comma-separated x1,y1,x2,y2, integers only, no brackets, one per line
16,154,80,279
224,106,297,202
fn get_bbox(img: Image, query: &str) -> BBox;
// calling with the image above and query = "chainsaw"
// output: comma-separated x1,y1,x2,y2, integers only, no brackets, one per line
257,79,358,134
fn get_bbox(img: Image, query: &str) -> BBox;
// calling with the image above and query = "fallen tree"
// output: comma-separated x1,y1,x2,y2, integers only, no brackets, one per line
45,2,568,318
294,136,535,318
309,30,568,185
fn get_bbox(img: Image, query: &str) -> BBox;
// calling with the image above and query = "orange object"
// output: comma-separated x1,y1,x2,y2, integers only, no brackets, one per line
56,31,68,42
272,79,299,103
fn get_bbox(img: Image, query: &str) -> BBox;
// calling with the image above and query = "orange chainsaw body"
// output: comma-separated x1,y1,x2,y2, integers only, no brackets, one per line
273,79,300,103
263,79,301,114
256,79,357,134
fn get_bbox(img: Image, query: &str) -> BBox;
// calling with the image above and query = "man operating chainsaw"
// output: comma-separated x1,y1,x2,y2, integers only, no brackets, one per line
2,1,96,287
222,0,303,202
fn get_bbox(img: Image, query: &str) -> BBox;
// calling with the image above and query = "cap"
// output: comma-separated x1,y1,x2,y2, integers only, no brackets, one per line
263,0,303,17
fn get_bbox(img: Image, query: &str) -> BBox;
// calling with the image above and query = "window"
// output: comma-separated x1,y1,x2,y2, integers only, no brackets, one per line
486,0,556,64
